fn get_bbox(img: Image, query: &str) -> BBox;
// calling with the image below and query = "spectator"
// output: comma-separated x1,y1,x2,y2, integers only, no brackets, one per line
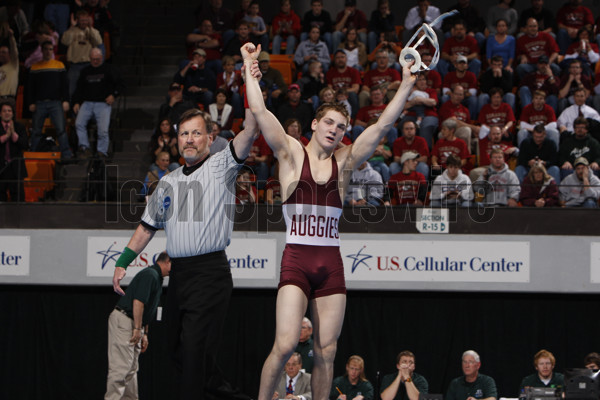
319,86,335,105
403,0,442,47
388,151,427,206
518,0,557,35
209,119,230,154
518,90,559,148
431,154,473,208
367,33,402,72
23,20,59,69
442,1,486,47
479,55,515,112
485,19,515,71
276,83,313,136
141,151,172,197
0,0,29,47
175,48,216,111
297,60,328,111
265,162,282,204
402,74,439,151
518,56,559,113
516,124,560,184
195,0,234,46
360,49,401,108
584,353,600,370
515,18,560,80
438,86,478,152
61,10,102,99
557,60,593,114
284,118,308,146
332,0,368,52
258,51,287,108
300,0,333,53
330,355,374,400
242,1,268,51
556,0,594,55
235,168,257,204
557,89,600,135
83,0,116,57
294,26,331,74
367,135,392,184
438,20,481,78
149,118,180,172
186,19,223,77
352,86,396,145
446,351,497,400
421,52,442,99
158,83,198,127
246,134,273,188
345,161,386,206
338,28,367,71
216,55,243,118
72,48,124,159
0,101,27,202
519,164,559,208
477,88,516,141
562,27,599,78
390,120,430,179
521,350,564,390
368,0,396,53
559,157,600,208
208,88,234,134
326,49,361,118
473,149,521,207
273,353,312,400
441,55,478,120
295,317,313,373
0,24,18,100
470,126,518,181
43,2,70,36
222,21,252,65
486,1,518,36
381,350,429,400
27,40,72,159
271,0,301,55
559,117,600,180
233,0,253,27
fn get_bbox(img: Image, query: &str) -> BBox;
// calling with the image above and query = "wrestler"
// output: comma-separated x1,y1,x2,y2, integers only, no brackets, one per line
242,42,416,400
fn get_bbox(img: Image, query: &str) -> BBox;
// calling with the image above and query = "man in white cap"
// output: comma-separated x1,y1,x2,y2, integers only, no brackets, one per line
388,151,427,205
559,157,600,208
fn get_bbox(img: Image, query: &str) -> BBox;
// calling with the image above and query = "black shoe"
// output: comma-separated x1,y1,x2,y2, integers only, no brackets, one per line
77,146,93,159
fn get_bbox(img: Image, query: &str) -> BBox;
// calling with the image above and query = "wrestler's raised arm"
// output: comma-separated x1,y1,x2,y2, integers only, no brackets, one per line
242,43,302,167
337,62,416,171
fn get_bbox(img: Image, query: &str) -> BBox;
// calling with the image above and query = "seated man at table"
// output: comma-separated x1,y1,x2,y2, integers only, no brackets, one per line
520,349,564,391
273,352,312,400
446,350,497,400
381,350,429,400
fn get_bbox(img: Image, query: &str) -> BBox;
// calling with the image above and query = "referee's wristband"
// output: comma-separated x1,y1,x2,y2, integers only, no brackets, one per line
115,247,137,270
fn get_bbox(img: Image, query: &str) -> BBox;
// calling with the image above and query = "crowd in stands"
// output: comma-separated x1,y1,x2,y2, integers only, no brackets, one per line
279,317,600,400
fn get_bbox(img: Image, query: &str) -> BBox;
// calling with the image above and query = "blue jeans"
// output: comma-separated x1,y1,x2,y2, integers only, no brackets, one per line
44,4,70,35
515,164,560,184
478,93,516,114
351,125,398,148
518,87,558,114
369,160,390,183
272,35,297,55
75,101,112,155
556,29,574,54
30,101,72,157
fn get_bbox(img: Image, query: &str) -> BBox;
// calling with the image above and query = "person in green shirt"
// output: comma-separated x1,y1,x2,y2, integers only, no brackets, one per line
296,317,314,373
520,349,564,392
446,350,497,400
330,355,374,400
381,350,429,400
584,352,600,370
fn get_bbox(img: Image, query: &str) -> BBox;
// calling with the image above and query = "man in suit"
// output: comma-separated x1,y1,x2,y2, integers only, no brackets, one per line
273,352,312,400
0,101,28,202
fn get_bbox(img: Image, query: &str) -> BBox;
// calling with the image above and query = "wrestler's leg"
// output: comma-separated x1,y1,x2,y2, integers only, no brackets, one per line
310,293,346,400
258,285,308,400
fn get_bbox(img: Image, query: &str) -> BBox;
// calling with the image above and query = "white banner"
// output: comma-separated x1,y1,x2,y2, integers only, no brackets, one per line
87,236,277,280
228,238,277,280
590,243,600,283
341,240,530,283
0,236,30,276
86,236,168,278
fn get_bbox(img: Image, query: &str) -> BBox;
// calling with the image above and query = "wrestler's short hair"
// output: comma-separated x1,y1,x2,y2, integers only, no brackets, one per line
178,109,213,134
314,102,350,125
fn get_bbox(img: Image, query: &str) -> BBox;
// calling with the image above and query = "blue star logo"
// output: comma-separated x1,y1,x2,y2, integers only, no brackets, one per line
346,246,373,273
97,242,122,270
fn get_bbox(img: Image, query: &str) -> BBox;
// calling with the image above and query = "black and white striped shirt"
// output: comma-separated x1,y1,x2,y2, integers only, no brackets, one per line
142,142,244,257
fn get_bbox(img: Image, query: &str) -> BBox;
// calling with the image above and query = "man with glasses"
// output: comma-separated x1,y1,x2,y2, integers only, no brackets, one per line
446,350,497,400
520,349,564,390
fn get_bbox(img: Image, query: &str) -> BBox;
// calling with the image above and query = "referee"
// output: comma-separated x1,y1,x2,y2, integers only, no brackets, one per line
112,106,258,399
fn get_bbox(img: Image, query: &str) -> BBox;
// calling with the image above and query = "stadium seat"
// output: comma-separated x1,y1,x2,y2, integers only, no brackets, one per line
269,54,295,86
22,151,60,202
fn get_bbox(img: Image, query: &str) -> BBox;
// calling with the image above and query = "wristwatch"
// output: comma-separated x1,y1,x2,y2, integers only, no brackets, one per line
405,377,413,383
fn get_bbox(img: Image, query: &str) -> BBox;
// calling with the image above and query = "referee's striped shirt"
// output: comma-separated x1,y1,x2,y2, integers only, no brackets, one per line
141,141,244,258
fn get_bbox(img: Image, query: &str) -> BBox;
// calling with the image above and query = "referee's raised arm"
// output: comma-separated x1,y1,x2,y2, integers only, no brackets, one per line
112,224,156,295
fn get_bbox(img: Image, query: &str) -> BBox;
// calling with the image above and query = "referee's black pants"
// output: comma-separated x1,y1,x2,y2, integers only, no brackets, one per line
168,251,250,400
